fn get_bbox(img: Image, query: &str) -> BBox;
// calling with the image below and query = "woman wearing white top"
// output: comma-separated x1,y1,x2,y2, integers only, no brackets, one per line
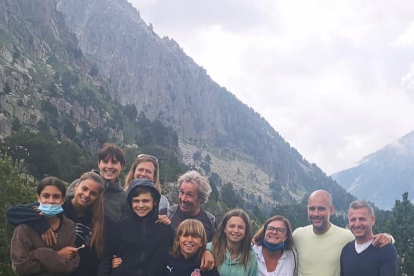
252,215,297,276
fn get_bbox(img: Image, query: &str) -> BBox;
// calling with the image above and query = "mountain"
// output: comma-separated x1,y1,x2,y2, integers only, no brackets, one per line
332,131,414,209
0,0,182,183
0,0,355,211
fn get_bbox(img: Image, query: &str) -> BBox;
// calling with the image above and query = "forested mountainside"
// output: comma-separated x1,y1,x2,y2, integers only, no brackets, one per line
56,0,355,210
333,131,414,209
0,0,354,211
0,0,183,183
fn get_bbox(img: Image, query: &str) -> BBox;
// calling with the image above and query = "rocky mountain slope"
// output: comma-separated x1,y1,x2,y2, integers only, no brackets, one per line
55,0,356,209
0,0,355,210
0,0,113,140
0,0,180,161
332,131,414,209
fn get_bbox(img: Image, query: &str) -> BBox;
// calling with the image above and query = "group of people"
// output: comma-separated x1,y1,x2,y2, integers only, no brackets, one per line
6,143,398,276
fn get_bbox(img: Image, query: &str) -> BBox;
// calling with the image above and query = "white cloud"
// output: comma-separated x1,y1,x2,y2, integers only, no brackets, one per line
394,22,414,47
129,0,414,174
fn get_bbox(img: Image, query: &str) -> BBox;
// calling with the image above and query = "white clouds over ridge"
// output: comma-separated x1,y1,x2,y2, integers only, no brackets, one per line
129,0,414,174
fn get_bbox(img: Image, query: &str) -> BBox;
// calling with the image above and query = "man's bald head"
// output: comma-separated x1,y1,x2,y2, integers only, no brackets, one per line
307,190,334,234
308,190,333,206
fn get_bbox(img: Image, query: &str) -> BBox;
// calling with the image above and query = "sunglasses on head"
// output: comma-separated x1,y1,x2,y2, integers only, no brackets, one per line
137,154,158,163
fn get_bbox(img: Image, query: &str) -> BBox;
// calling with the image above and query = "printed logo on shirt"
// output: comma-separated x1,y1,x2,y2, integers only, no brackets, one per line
191,269,201,276
166,266,173,273
75,222,92,246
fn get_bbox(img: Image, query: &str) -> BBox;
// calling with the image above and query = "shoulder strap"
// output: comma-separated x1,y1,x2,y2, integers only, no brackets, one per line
205,211,216,232
293,249,298,275
167,205,178,220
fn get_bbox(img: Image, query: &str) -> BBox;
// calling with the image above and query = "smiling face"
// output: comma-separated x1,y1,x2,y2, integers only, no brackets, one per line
134,161,155,182
224,216,246,245
265,220,287,245
73,179,101,208
37,185,64,205
348,207,375,243
131,191,155,217
178,181,203,216
307,191,334,234
98,156,123,183
179,233,203,259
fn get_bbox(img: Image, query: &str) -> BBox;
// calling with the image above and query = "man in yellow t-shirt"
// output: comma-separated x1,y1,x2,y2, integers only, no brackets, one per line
293,190,393,276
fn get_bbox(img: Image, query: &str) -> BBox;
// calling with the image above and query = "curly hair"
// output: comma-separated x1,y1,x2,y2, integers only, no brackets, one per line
177,171,211,203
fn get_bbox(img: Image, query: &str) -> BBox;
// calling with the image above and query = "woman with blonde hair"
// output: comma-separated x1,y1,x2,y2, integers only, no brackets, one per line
207,209,258,276
124,154,169,210
165,219,220,276
252,215,297,276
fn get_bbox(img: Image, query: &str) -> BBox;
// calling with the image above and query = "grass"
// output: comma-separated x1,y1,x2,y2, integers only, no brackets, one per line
46,54,67,73
28,59,54,88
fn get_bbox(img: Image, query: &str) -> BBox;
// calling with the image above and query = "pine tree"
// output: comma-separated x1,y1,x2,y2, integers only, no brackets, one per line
0,156,36,273
383,193,414,275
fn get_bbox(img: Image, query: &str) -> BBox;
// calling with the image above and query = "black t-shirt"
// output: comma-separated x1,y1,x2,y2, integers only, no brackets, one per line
171,207,215,242
165,252,220,276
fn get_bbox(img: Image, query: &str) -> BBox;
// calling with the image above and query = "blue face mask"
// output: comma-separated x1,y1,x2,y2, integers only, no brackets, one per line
263,238,285,252
38,203,64,217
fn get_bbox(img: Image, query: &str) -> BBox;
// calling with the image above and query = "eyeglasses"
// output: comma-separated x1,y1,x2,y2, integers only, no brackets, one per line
266,226,286,234
137,154,158,163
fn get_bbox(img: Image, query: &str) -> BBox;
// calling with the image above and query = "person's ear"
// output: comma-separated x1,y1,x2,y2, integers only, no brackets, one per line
330,205,335,216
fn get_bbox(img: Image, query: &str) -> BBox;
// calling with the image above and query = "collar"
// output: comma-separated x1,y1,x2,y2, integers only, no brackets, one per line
253,245,289,262
91,169,123,192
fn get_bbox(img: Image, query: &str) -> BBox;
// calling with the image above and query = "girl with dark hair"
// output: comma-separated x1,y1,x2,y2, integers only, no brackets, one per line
7,172,106,276
10,177,79,276
252,215,297,276
207,209,258,276
67,143,126,222
165,219,220,276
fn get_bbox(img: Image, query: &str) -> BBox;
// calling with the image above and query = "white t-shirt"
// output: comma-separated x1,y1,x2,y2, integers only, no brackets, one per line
252,244,297,276
354,239,374,254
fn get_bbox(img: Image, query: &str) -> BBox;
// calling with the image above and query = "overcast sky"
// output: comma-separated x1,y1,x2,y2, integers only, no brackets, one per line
128,0,414,175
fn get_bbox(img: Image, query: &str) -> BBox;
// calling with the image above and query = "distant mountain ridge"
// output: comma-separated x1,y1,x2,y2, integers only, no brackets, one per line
332,131,414,209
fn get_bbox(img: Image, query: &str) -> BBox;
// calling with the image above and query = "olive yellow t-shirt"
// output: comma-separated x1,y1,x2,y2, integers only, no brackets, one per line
293,224,354,276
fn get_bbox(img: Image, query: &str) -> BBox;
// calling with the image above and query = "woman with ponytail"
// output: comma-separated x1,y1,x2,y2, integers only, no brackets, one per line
252,215,297,276
65,171,106,276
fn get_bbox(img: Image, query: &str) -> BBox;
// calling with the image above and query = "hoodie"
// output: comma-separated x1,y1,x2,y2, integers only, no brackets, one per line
10,213,79,276
67,170,126,222
98,179,174,276
206,243,258,276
